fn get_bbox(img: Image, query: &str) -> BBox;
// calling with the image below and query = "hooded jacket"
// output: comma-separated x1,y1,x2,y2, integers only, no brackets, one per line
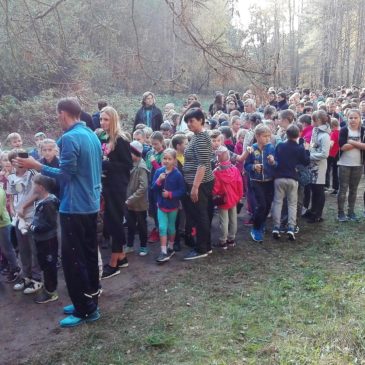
244,143,277,181
309,123,331,184
30,194,59,241
212,161,243,209
126,159,149,212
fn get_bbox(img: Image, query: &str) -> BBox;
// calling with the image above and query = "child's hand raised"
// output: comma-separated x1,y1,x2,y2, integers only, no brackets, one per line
158,173,166,181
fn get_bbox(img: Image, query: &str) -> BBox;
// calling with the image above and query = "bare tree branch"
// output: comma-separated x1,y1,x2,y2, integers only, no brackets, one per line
35,0,66,20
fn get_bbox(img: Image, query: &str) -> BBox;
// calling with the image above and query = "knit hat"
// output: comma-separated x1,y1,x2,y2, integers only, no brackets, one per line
130,141,143,156
215,145,228,154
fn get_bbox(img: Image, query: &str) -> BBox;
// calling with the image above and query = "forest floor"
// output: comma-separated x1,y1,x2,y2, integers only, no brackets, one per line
2,191,365,365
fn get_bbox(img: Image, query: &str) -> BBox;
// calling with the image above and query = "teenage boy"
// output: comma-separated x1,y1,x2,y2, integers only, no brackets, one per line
272,125,310,241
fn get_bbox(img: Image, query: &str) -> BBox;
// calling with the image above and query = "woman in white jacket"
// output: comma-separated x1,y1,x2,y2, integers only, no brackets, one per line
307,110,331,223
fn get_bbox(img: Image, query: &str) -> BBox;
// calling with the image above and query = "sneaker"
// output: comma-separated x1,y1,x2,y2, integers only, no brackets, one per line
272,227,281,240
330,190,338,195
213,241,228,250
294,225,300,234
23,279,43,294
337,212,348,222
156,251,170,263
63,304,75,315
287,227,295,241
183,249,208,260
13,277,31,291
117,257,129,268
124,246,134,254
227,240,236,248
6,267,21,283
167,248,175,258
250,228,263,242
101,264,120,279
60,309,100,328
347,213,359,222
148,228,160,243
139,247,149,256
34,289,59,304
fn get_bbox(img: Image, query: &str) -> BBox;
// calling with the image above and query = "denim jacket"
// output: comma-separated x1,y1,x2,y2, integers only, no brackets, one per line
244,143,276,181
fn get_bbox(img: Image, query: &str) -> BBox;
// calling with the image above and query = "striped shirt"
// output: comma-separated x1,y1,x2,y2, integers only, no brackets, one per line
183,131,214,185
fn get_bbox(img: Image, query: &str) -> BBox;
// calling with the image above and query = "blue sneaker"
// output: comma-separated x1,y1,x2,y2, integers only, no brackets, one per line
60,309,100,328
250,228,263,242
139,247,149,256
347,213,359,222
63,304,75,315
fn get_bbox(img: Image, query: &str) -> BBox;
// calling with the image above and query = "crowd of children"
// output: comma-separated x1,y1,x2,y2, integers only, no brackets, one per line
1,86,365,312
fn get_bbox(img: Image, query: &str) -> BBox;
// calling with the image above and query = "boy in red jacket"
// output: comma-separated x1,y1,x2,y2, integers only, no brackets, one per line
212,146,243,250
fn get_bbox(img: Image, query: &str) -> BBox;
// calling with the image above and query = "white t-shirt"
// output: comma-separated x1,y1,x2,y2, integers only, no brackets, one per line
338,128,362,166
7,170,35,219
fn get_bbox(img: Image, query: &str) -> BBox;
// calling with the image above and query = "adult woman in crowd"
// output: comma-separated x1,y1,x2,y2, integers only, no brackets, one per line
209,93,225,117
337,109,365,221
98,106,133,278
183,108,214,260
305,110,331,223
134,92,163,131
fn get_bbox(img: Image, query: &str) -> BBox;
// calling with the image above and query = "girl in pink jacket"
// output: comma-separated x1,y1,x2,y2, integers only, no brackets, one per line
212,146,243,250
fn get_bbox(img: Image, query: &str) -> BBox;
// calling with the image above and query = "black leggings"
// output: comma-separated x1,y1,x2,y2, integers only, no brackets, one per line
310,184,325,219
35,237,58,292
103,188,126,253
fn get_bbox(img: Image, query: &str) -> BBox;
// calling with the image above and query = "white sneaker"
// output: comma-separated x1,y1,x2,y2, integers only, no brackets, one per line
23,279,43,294
13,277,31,291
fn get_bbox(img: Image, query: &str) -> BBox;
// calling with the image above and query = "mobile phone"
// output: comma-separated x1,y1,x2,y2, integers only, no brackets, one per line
18,152,29,158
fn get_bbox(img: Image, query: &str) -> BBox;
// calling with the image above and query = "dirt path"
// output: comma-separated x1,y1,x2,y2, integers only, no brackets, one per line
0,230,195,365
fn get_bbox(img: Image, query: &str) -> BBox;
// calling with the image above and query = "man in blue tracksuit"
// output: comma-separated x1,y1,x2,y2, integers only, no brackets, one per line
18,97,102,328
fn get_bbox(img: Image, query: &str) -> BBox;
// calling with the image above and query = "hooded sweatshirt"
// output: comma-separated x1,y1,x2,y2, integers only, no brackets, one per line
212,161,243,209
309,123,331,184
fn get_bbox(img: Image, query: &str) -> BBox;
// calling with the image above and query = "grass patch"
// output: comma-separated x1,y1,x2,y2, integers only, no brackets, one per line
26,202,365,365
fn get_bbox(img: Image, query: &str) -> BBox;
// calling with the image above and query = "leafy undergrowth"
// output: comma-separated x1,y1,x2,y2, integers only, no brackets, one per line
27,200,365,365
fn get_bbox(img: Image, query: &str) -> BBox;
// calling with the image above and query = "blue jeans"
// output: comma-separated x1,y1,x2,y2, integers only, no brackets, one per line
0,225,18,271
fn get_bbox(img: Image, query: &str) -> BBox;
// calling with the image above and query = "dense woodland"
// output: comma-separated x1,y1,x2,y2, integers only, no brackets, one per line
1,0,365,135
